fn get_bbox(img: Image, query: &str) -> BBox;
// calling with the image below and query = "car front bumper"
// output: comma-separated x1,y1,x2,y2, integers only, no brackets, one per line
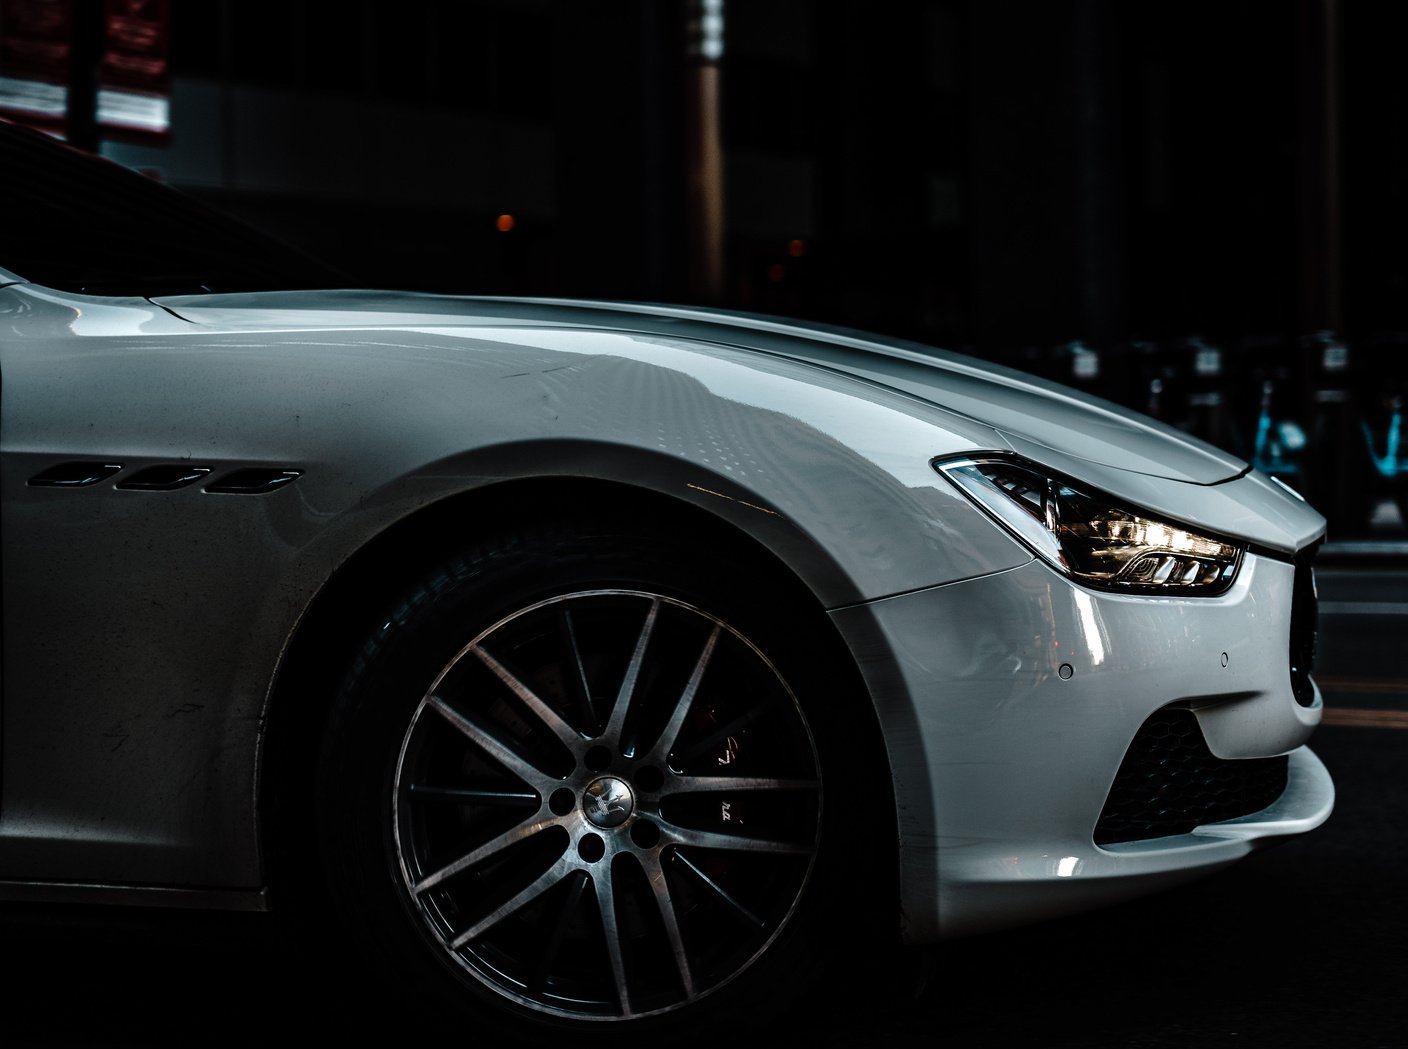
831,550,1335,942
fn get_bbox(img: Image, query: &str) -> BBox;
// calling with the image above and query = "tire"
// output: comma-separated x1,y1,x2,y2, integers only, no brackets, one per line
313,523,872,1042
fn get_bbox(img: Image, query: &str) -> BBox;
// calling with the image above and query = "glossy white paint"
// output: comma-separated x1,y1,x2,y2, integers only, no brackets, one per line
157,289,1326,550
0,282,1329,937
0,283,1026,886
831,552,1331,940
159,289,1247,481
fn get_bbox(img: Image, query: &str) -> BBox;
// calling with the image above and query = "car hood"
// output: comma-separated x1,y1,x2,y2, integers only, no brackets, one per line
154,290,1247,486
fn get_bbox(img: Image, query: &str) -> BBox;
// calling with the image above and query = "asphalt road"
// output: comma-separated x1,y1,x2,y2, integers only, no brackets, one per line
1,561,1403,1047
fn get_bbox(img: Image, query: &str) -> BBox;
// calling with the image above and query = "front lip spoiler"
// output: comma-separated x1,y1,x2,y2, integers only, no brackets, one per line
932,745,1335,940
1097,745,1335,853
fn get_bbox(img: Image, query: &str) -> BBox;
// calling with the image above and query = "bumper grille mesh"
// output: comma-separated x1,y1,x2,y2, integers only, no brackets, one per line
1094,707,1289,846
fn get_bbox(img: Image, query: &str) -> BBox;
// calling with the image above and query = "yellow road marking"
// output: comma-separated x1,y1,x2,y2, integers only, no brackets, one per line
1321,707,1408,730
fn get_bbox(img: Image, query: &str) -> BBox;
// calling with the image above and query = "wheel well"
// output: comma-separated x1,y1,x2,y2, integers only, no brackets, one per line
259,476,896,924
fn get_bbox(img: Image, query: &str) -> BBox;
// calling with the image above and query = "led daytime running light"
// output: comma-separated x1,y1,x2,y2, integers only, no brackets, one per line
938,457,1243,594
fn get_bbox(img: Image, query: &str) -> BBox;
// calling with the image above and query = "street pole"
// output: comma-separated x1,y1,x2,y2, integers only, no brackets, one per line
685,0,725,304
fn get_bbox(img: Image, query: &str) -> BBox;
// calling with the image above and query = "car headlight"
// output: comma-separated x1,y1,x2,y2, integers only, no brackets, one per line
936,456,1243,594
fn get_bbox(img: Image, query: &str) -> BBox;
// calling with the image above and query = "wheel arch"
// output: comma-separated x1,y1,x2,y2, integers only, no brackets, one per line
258,473,898,926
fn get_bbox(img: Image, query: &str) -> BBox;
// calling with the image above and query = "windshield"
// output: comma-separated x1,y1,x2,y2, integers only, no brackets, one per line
0,119,347,296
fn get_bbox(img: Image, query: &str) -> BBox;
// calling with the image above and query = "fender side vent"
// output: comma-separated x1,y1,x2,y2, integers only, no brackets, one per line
205,468,302,494
116,464,212,490
28,462,123,487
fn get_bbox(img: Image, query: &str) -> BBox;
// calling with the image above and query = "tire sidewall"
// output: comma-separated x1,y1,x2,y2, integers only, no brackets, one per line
314,526,872,1043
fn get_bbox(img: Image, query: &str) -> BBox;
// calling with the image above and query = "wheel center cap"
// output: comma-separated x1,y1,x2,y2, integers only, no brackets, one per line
583,776,634,828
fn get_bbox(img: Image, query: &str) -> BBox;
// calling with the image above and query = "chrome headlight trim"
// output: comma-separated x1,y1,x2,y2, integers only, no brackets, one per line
935,454,1245,596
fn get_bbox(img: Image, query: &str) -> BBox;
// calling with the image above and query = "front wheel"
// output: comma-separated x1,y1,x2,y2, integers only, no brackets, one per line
314,528,868,1040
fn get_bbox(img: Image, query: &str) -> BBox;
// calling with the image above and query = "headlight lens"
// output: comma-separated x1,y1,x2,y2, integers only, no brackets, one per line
937,457,1243,594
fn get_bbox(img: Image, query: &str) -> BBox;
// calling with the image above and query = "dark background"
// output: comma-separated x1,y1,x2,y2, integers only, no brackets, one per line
112,1,1374,341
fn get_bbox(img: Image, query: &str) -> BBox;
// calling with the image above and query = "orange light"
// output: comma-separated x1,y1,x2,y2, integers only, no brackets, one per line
767,263,786,282
787,238,805,257
496,213,516,232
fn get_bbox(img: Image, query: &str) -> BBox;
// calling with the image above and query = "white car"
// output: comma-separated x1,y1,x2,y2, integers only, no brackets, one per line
0,121,1331,1038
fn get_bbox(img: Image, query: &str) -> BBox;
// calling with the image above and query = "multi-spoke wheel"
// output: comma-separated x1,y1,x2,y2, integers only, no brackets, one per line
315,527,866,1039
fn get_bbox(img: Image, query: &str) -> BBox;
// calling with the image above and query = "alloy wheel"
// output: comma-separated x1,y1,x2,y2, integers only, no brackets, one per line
392,589,823,1020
